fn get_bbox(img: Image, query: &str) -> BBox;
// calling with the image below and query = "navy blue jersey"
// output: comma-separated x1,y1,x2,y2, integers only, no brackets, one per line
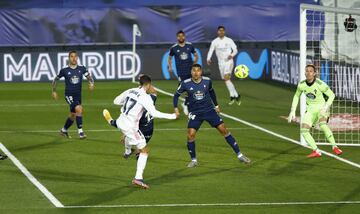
56,65,89,95
139,94,157,131
169,42,196,81
175,77,217,114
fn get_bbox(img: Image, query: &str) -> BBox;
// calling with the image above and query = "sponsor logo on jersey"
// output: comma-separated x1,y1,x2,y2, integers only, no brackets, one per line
193,90,205,100
70,75,79,84
180,52,188,60
306,93,316,99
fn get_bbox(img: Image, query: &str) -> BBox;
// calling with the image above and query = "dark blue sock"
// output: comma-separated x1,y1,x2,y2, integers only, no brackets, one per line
76,116,83,129
187,141,196,160
110,120,118,128
64,117,74,130
225,134,240,155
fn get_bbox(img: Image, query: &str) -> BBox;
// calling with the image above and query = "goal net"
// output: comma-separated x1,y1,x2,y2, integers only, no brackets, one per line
300,4,360,146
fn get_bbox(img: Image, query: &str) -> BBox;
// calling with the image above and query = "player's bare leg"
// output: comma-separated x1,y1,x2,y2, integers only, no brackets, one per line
186,128,198,167
75,105,86,139
224,74,240,105
132,146,150,189
60,112,75,138
319,117,342,155
216,123,250,164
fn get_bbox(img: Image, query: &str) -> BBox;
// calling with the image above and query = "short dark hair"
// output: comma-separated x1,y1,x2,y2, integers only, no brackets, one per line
139,74,152,86
305,64,316,71
176,30,185,36
68,50,77,57
217,26,225,30
192,63,202,70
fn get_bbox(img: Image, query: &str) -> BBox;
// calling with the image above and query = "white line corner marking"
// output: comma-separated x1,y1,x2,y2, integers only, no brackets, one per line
0,143,64,208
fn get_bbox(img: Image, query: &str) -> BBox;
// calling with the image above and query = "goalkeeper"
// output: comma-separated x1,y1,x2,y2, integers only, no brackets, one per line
288,64,342,158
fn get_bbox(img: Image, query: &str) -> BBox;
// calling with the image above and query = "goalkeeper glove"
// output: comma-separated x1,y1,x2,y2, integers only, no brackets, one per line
288,111,296,123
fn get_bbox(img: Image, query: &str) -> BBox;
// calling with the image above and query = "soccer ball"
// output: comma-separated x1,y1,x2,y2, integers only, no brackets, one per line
234,64,249,79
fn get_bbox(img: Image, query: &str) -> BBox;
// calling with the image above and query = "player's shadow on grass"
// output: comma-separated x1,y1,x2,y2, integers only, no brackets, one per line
27,168,128,186
9,132,69,153
69,166,239,206
248,142,356,173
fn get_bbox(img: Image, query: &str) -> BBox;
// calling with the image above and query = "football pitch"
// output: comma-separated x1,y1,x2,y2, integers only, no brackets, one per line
0,80,359,214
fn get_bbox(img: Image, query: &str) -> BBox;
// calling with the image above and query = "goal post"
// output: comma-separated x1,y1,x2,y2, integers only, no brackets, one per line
300,4,360,146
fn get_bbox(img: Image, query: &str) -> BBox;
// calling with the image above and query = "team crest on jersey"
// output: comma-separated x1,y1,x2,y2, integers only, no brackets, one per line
193,90,205,100
306,93,316,99
70,75,79,84
180,52,188,60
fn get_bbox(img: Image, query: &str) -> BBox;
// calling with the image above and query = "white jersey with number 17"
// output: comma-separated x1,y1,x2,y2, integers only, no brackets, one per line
113,87,176,131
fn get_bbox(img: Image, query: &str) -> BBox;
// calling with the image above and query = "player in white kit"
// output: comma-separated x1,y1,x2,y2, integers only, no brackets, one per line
102,75,178,189
207,26,241,105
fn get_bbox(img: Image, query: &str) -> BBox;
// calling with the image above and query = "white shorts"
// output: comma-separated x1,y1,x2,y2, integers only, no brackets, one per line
116,119,146,150
218,60,234,79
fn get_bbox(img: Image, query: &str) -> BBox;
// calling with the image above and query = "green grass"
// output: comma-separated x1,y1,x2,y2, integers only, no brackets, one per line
0,80,359,214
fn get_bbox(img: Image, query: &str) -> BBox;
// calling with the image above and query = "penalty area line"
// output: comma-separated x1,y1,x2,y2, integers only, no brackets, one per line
154,87,360,169
63,200,360,209
0,142,64,208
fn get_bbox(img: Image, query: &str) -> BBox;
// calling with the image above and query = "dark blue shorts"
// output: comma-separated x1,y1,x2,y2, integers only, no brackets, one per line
187,109,223,131
139,127,153,143
64,94,81,113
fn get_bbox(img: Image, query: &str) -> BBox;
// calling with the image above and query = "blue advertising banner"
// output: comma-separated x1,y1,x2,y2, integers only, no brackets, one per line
0,1,318,46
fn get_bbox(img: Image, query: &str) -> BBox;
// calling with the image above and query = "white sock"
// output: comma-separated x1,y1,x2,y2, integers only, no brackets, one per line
225,80,238,97
78,128,83,134
135,153,148,180
225,80,233,97
61,128,67,132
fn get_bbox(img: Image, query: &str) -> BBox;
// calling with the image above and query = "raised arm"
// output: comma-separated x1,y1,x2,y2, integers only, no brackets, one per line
141,95,176,119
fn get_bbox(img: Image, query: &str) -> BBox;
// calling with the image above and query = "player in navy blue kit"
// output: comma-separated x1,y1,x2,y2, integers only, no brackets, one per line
168,30,198,115
173,64,250,167
52,50,94,139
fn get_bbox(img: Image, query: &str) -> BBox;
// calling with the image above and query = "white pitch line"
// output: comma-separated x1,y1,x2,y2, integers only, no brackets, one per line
154,87,360,169
0,143,64,208
63,201,360,209
0,127,254,133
